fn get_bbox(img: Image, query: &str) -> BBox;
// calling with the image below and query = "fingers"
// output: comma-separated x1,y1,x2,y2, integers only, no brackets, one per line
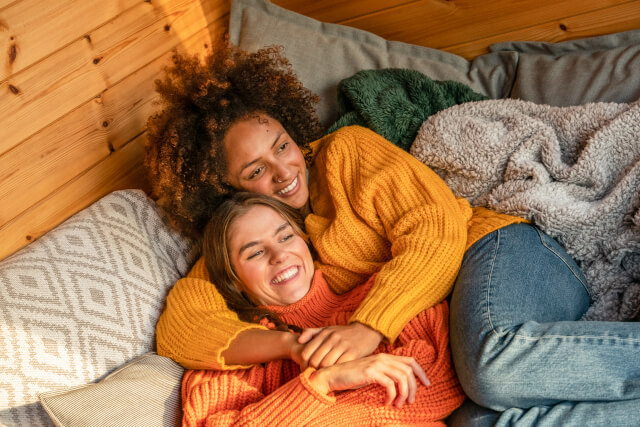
376,373,397,406
335,351,358,365
318,346,348,368
298,328,323,344
371,355,425,408
300,324,384,369
301,329,345,368
383,359,414,407
322,354,428,408
410,358,430,387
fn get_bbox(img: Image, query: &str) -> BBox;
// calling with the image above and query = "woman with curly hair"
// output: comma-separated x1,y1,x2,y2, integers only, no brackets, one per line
148,40,640,426
146,41,322,235
147,39,524,373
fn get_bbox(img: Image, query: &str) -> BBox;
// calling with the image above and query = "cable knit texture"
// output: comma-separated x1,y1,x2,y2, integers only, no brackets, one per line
181,271,465,426
156,126,524,369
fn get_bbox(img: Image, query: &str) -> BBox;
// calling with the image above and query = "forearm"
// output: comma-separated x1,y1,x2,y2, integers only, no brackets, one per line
350,129,468,341
156,258,282,370
350,230,464,342
221,328,301,365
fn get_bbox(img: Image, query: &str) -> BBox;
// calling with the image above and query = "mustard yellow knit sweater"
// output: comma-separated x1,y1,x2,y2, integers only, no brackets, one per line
156,126,525,370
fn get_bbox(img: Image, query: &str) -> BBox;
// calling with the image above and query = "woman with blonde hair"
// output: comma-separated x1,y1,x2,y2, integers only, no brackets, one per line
181,192,464,426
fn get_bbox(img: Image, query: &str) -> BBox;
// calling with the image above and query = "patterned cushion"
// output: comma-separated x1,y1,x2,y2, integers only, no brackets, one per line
0,190,198,426
39,352,184,427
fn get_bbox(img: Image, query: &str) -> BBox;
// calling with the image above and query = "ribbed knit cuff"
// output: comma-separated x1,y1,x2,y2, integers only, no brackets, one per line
299,368,336,405
191,320,268,370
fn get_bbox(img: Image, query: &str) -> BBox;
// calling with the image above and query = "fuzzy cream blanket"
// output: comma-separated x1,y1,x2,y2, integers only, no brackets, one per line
411,99,640,321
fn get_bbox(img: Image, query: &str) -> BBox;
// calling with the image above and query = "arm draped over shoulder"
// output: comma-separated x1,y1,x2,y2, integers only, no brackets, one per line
306,126,471,342
155,125,520,368
155,258,269,370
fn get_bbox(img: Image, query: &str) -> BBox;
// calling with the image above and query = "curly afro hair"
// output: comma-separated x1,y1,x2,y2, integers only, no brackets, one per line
145,39,323,237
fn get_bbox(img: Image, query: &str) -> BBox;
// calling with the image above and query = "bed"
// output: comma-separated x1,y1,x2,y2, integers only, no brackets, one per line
1,0,639,425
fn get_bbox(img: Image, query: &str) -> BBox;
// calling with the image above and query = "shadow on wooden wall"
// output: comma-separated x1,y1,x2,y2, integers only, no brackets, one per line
0,0,229,260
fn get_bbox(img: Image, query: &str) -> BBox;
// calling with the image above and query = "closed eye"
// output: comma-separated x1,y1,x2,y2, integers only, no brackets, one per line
280,234,294,242
247,249,263,260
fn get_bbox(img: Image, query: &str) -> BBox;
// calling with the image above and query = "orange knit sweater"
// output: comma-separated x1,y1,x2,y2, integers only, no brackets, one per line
181,271,465,426
157,126,525,369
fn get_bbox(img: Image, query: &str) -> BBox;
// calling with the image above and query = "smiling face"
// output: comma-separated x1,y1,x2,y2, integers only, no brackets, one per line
227,204,314,306
223,114,309,209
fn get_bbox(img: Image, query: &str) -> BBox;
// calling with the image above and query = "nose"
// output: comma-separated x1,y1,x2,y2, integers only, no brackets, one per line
272,162,292,183
269,247,287,265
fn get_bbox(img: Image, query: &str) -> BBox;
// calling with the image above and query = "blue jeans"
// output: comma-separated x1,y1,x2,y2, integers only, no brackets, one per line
450,223,640,426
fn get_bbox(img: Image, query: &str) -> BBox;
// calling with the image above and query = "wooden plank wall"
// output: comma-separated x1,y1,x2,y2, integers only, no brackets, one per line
0,0,230,260
1,0,640,261
272,0,640,59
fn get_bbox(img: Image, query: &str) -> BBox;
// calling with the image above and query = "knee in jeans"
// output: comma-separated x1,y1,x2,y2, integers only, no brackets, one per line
457,354,518,410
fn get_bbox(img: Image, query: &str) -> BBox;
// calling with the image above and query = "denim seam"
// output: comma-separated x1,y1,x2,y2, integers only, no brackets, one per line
486,228,501,338
504,331,640,345
533,227,592,298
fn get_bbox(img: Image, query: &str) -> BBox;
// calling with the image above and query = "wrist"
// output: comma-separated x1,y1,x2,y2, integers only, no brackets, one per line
353,322,383,341
282,332,302,359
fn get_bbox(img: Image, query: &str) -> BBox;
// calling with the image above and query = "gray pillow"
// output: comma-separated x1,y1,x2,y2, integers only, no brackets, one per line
39,353,184,427
229,0,517,126
0,190,197,426
490,29,640,105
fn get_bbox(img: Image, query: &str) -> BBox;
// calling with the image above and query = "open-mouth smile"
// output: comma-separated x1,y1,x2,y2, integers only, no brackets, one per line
276,176,299,196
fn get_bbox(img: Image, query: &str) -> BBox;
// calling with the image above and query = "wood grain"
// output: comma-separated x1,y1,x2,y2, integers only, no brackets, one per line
0,15,226,229
271,0,415,23
0,134,149,261
275,0,640,59
0,0,139,81
447,1,640,58
0,0,229,158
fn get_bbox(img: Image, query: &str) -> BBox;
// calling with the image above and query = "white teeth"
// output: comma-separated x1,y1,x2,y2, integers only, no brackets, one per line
272,266,298,284
277,176,298,195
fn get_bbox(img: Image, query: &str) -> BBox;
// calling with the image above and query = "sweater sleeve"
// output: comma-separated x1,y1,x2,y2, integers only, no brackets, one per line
155,257,268,370
326,126,469,342
182,367,335,427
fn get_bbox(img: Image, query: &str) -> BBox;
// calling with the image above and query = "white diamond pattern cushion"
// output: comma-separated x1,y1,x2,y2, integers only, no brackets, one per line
0,189,198,426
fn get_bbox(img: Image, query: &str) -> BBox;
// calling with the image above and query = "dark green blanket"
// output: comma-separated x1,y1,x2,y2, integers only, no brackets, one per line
327,68,488,151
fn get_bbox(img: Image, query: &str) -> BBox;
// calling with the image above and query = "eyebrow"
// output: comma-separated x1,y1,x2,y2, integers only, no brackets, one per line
238,222,291,255
239,131,285,173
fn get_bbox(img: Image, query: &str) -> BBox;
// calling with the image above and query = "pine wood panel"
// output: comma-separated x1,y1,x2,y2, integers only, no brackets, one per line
0,0,139,81
0,0,229,158
0,134,148,261
0,16,226,229
344,0,636,48
276,0,639,58
271,0,413,24
0,1,19,10
447,1,640,58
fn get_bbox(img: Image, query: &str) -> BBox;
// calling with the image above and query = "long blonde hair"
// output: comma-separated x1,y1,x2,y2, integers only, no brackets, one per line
203,192,308,331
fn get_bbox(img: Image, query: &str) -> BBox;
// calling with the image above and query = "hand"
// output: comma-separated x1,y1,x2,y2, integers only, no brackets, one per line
286,334,307,367
297,323,384,370
310,354,430,407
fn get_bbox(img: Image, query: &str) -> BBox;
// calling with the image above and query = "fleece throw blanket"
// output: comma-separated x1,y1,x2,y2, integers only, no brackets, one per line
411,99,640,321
327,68,487,151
